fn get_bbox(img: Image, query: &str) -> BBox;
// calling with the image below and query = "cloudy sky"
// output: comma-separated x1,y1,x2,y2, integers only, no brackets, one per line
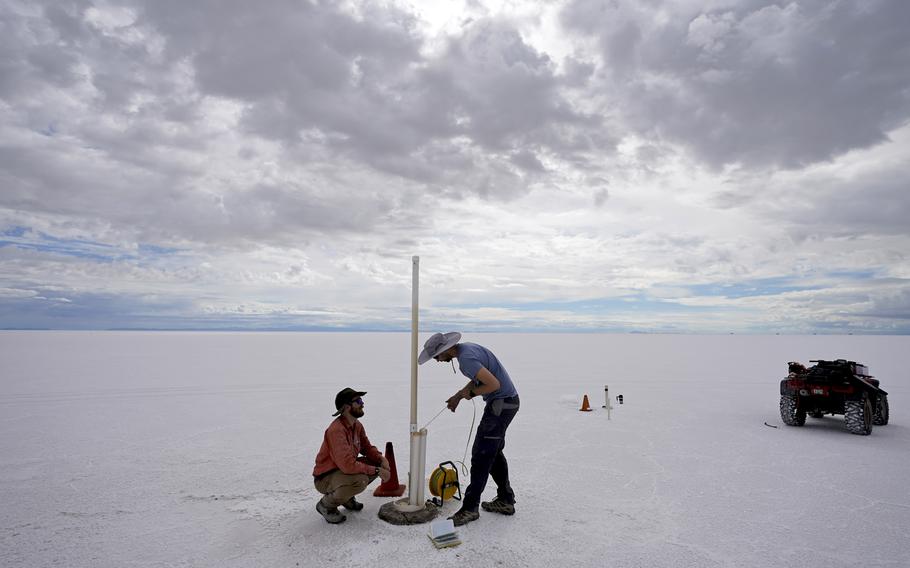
1,0,909,333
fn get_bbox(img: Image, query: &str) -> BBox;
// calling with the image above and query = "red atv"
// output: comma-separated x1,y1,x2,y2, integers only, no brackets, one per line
779,359,889,435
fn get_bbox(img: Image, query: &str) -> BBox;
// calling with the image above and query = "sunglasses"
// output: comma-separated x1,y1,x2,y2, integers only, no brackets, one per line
351,397,364,406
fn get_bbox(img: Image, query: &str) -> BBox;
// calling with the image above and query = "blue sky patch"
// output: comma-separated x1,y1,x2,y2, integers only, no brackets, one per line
2,226,29,238
442,293,716,314
685,277,822,299
824,269,878,280
0,227,180,263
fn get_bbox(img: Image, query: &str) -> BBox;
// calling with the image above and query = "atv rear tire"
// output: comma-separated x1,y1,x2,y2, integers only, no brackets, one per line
780,395,805,426
844,392,873,435
872,394,889,426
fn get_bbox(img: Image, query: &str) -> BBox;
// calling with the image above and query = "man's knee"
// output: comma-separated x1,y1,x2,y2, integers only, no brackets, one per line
350,474,371,491
319,472,371,496
335,474,371,498
473,436,503,460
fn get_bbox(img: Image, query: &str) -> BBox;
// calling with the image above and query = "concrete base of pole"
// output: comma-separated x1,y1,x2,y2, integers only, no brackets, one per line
377,498,439,525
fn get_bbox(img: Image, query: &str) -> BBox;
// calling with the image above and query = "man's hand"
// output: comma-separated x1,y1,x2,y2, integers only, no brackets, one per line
446,392,463,412
446,389,467,412
378,466,391,482
380,456,390,470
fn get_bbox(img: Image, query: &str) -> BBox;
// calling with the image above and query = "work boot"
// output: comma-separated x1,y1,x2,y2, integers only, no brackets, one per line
341,497,364,511
448,508,480,526
481,498,515,515
316,498,347,524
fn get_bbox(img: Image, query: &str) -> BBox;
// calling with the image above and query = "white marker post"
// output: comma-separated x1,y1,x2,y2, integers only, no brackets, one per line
603,384,613,419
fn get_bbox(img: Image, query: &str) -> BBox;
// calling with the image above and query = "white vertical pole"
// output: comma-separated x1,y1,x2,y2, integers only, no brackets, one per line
406,429,427,509
604,384,612,419
393,255,429,514
410,256,419,429
408,256,422,508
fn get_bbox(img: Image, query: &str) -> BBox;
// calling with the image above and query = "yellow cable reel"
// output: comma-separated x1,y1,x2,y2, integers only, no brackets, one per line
428,462,460,501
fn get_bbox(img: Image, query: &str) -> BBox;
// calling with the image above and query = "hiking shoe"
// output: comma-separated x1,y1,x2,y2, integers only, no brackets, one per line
316,499,347,524
448,508,480,526
481,498,515,515
341,497,363,511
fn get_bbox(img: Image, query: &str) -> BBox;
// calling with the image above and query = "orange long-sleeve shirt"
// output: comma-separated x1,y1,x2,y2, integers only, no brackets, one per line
313,416,383,477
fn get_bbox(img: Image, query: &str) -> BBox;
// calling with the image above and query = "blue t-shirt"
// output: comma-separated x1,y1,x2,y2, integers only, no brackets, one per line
456,342,518,401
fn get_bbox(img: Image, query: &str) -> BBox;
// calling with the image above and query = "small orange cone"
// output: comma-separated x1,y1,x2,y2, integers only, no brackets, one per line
579,394,593,412
373,441,406,497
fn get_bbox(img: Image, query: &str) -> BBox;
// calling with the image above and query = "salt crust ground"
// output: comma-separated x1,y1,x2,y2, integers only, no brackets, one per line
1,332,908,567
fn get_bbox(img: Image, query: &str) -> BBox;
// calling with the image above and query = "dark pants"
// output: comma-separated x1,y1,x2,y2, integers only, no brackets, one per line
462,395,519,511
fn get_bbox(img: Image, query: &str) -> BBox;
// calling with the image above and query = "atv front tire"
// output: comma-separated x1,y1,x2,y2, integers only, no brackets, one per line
873,394,889,426
780,395,806,426
844,392,873,435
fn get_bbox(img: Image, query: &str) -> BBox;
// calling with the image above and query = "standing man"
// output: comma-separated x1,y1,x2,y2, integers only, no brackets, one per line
312,387,391,524
419,332,520,526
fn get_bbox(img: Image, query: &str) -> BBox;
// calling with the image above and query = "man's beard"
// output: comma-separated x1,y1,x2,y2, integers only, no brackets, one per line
350,407,365,418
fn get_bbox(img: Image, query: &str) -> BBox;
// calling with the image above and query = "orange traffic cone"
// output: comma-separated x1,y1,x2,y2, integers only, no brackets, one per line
373,441,406,497
579,394,593,412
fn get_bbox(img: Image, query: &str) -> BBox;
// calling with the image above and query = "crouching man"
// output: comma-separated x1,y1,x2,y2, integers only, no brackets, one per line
313,388,391,524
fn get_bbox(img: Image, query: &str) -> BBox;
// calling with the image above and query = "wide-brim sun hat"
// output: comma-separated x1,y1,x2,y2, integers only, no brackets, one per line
418,332,461,365
332,387,367,416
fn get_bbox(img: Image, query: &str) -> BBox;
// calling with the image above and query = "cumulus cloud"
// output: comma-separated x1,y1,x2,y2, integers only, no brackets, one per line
1,0,909,332
562,0,910,169
136,2,600,197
